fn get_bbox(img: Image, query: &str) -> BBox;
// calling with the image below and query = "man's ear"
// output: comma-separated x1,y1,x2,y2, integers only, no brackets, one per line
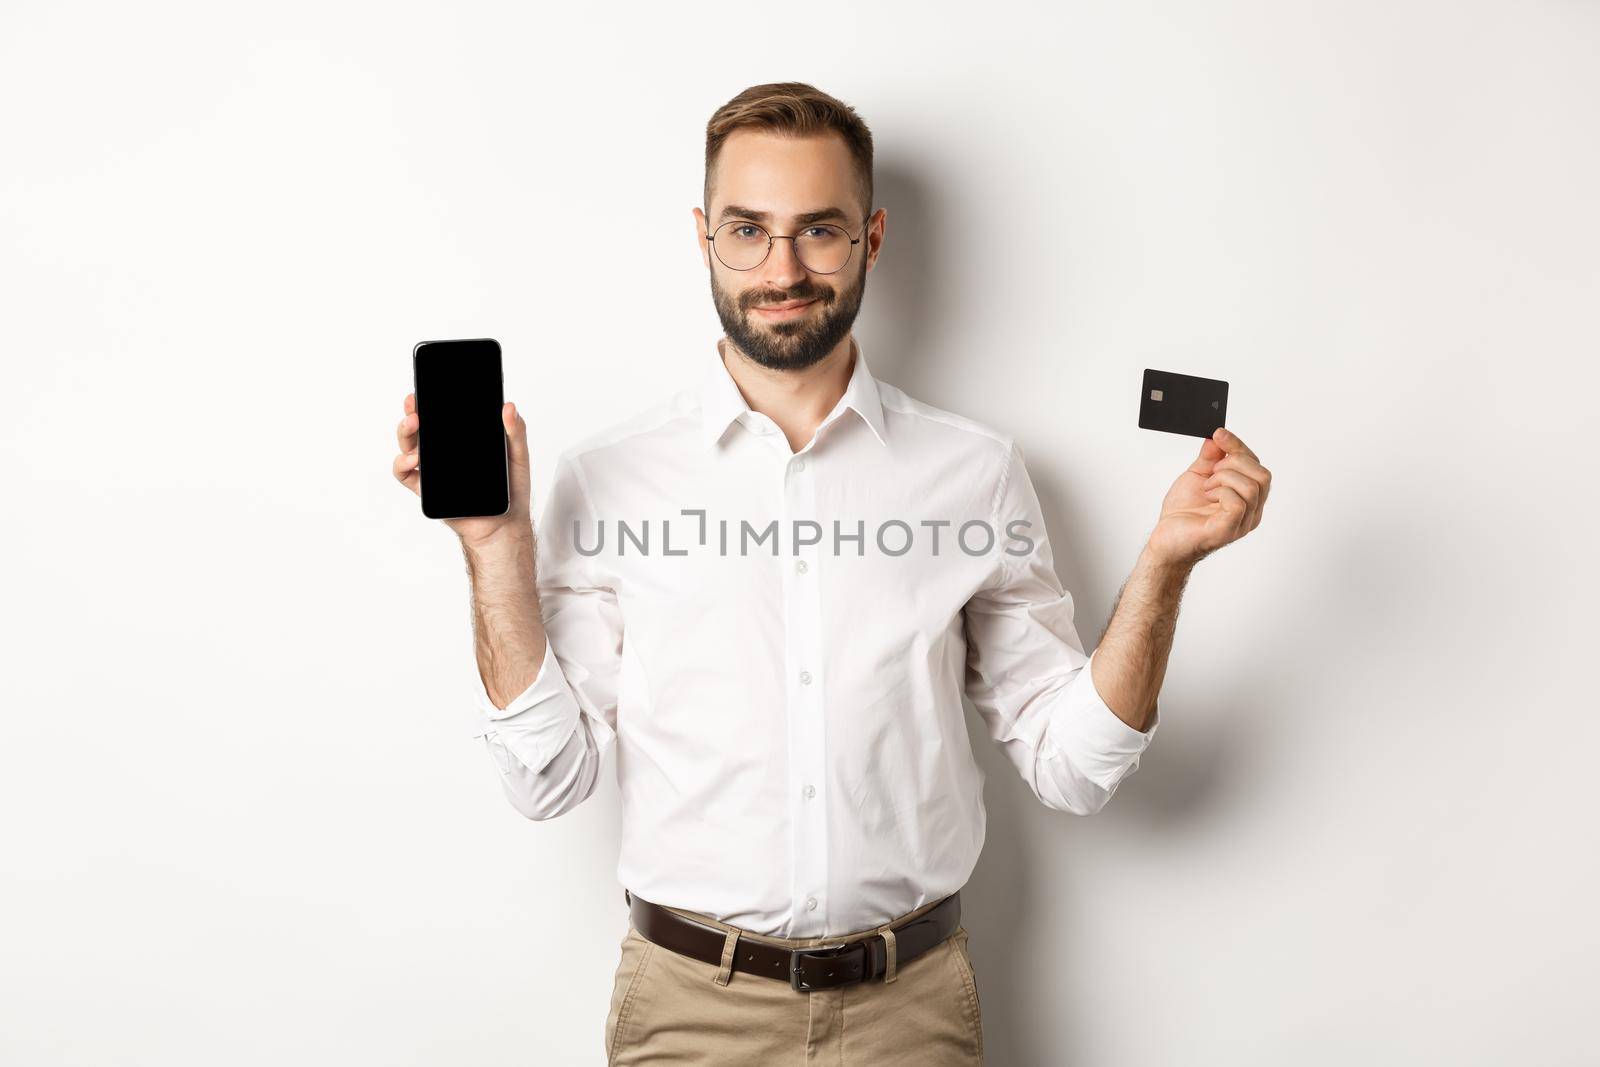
692,207,711,269
865,207,887,271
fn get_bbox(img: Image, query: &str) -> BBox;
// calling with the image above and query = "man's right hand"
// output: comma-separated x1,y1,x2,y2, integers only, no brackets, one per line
392,392,534,546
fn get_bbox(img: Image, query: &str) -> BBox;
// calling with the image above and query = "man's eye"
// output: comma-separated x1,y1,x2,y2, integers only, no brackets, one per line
733,225,761,238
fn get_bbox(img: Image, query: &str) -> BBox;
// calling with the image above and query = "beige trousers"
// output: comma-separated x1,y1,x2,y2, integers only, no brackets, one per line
604,895,984,1065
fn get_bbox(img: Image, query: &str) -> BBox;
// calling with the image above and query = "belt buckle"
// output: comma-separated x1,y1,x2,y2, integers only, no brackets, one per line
790,941,866,992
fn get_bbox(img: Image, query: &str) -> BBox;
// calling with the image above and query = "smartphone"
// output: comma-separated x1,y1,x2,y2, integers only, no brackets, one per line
411,338,510,519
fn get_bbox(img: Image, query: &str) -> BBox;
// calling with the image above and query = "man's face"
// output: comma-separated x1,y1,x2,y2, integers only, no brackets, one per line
695,130,883,372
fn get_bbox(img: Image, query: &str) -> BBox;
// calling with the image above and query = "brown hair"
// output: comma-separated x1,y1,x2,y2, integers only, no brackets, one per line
704,82,875,222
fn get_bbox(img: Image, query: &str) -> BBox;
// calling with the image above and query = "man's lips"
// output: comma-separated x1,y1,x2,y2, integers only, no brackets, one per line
753,299,816,315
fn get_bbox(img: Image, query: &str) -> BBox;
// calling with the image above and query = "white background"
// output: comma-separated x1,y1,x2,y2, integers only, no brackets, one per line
3,2,1596,1064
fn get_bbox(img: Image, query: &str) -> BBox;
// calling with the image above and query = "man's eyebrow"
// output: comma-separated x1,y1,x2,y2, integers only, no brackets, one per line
717,204,852,226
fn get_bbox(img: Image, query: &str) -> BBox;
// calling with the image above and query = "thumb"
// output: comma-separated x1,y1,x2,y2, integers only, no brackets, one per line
1188,435,1224,473
504,401,530,466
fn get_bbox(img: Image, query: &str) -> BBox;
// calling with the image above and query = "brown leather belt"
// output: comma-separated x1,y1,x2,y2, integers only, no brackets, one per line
624,888,961,992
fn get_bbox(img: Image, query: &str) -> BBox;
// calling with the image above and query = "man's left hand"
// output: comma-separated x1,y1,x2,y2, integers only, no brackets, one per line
1146,426,1272,568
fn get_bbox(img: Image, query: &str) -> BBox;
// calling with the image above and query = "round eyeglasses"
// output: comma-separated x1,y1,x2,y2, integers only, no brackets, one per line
706,220,868,274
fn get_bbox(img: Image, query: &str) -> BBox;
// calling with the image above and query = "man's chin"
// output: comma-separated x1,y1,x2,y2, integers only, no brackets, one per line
741,347,812,371
751,350,817,372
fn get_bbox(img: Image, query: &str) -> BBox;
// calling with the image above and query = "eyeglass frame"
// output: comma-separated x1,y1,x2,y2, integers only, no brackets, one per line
703,217,870,275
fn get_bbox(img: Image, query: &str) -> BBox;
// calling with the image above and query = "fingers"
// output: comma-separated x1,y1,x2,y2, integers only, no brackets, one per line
1187,441,1223,476
1204,464,1264,510
1204,472,1267,533
398,393,418,453
1205,483,1249,525
394,393,421,495
392,447,420,494
1206,450,1271,527
391,393,524,506
1203,429,1271,532
1211,426,1258,463
1208,452,1272,488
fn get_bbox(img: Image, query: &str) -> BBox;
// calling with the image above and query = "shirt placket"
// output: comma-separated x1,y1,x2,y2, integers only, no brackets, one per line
778,434,826,937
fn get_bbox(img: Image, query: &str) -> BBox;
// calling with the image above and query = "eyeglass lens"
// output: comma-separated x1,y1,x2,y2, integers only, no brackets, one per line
711,221,854,273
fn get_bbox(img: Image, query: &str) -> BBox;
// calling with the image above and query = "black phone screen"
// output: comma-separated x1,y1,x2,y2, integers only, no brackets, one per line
412,338,509,520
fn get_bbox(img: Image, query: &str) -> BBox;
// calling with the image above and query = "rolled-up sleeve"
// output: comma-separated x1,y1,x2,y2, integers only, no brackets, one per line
469,450,622,820
962,440,1159,816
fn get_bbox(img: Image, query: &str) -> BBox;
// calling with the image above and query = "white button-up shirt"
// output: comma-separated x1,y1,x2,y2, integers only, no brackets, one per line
468,336,1160,938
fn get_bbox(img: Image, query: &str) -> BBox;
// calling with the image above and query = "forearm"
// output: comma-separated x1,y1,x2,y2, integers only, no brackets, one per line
461,524,548,711
1090,545,1193,733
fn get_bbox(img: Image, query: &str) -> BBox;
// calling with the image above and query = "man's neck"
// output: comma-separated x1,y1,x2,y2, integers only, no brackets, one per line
719,334,855,454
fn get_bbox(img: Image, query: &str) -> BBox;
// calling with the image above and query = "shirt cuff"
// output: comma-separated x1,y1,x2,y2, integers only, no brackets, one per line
1042,646,1161,791
467,637,583,769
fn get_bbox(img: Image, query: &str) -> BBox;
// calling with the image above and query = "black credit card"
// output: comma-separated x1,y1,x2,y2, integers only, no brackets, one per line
1138,368,1229,438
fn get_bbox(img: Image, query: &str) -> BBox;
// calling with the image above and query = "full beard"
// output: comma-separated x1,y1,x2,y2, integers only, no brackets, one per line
710,257,867,372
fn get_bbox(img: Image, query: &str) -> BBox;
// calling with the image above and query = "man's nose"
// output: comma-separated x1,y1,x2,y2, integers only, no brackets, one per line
758,237,809,288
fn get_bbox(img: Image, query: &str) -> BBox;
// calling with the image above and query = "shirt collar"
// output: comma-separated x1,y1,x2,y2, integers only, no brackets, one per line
700,335,888,450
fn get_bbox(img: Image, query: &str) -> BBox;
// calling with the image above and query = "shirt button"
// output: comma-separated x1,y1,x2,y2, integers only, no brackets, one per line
803,783,815,799
794,458,807,472
795,559,808,575
806,897,818,911
799,670,812,686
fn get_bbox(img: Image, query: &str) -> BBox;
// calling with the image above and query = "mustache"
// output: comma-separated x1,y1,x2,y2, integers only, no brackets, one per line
744,287,830,310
